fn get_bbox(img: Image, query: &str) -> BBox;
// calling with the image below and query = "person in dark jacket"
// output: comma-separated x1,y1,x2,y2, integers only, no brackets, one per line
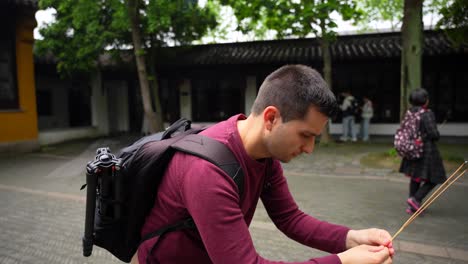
399,88,447,214
339,91,358,142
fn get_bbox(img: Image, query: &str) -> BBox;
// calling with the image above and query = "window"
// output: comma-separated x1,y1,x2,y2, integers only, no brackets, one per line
192,77,243,122
68,81,91,127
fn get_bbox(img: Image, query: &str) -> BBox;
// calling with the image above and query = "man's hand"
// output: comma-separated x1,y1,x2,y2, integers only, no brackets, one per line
338,245,392,264
346,228,395,257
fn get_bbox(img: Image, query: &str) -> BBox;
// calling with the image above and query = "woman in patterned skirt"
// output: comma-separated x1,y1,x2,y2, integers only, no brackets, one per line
399,88,447,214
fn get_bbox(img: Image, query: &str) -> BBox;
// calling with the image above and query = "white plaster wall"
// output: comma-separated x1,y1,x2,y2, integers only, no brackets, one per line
330,123,468,136
105,80,129,133
438,124,468,136
179,79,192,120
91,71,110,135
245,76,257,115
38,127,100,145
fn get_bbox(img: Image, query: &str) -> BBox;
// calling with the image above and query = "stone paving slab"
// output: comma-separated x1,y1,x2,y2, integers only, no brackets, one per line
398,241,449,259
448,248,468,262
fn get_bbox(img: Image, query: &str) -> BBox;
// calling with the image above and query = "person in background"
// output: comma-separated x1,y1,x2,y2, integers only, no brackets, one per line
360,97,374,142
339,91,357,142
399,88,447,215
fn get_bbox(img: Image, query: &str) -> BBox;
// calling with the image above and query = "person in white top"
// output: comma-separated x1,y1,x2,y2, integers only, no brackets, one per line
360,97,374,142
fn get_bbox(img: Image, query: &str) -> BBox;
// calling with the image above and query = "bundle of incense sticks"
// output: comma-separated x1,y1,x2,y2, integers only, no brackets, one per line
392,161,467,241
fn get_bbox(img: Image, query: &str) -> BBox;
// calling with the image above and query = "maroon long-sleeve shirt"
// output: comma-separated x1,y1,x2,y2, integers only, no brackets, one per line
138,114,350,263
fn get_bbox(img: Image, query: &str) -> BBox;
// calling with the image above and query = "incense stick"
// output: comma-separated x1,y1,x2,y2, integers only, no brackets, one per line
392,161,467,241
392,165,466,240
416,165,467,213
411,161,468,218
392,167,466,240
392,168,467,240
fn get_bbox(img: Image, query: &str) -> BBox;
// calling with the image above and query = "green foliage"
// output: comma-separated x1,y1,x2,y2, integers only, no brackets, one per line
146,0,218,46
356,0,464,37
220,0,362,41
36,0,219,76
356,0,404,31
192,1,242,43
436,0,468,47
386,148,398,157
36,0,126,75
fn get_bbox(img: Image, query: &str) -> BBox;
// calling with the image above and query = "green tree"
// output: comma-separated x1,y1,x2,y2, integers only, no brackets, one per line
36,0,126,75
36,0,218,132
436,0,468,47
356,0,404,31
220,0,362,143
358,0,434,118
356,0,458,32
356,0,465,118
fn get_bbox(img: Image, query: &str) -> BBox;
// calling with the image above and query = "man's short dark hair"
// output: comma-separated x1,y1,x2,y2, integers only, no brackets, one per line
251,64,337,122
409,88,429,107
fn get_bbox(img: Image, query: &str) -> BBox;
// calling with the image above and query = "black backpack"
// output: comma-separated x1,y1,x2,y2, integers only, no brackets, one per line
82,118,244,262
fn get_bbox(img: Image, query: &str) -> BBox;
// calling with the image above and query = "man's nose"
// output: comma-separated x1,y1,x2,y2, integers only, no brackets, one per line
302,139,315,154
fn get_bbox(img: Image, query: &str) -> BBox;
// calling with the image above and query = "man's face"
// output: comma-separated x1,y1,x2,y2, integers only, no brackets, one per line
265,107,328,163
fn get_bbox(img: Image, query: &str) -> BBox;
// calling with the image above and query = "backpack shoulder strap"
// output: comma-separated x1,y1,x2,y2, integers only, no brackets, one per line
417,107,428,115
171,134,244,199
141,134,246,262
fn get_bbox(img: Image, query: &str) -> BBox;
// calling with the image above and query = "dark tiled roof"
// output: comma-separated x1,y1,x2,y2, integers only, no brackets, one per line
35,30,466,68
34,51,135,68
156,30,466,67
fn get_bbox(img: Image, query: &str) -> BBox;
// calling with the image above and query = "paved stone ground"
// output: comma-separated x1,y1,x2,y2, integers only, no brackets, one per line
1,136,467,263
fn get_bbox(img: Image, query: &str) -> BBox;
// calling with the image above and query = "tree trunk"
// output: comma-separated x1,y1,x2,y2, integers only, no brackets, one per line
400,0,423,120
320,38,333,143
127,0,162,133
319,21,333,144
148,47,164,129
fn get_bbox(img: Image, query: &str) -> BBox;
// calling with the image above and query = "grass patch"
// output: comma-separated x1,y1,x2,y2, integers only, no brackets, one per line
361,149,401,171
361,146,466,173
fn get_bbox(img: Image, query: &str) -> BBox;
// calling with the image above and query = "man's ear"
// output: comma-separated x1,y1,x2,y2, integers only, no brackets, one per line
263,106,280,131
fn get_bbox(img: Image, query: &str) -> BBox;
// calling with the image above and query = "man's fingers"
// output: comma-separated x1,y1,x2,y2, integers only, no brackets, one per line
366,245,392,261
367,245,385,253
376,229,392,246
373,246,392,263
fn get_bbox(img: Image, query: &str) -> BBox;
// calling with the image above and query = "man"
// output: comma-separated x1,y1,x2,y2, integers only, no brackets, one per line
339,91,358,142
134,65,394,263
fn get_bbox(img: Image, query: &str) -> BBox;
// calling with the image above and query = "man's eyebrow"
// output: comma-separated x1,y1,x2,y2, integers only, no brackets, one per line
303,131,320,137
